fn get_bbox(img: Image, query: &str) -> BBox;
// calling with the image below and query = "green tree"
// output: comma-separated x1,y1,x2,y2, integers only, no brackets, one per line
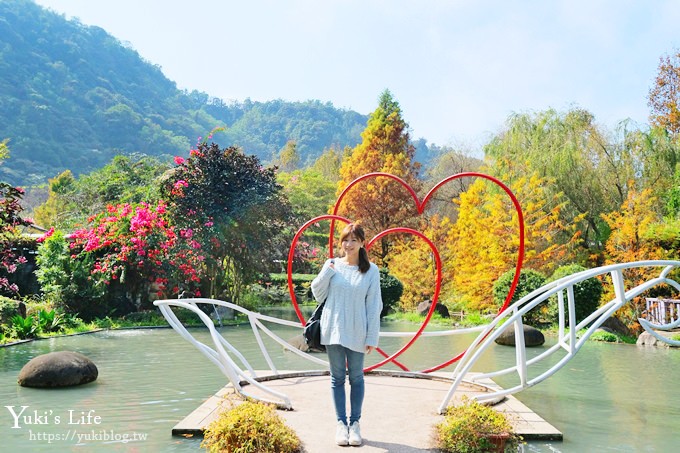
161,143,292,303
622,126,680,217
336,90,421,264
277,168,336,223
485,108,634,252
34,155,170,230
312,145,344,183
33,170,76,229
274,140,300,173
0,1,366,186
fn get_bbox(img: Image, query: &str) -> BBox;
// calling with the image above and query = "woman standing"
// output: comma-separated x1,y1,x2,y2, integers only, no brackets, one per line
311,223,383,446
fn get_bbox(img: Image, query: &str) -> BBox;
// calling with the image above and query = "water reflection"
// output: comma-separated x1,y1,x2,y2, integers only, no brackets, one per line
0,320,678,452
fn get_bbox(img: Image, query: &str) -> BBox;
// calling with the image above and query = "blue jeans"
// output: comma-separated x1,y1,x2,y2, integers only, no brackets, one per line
326,344,365,425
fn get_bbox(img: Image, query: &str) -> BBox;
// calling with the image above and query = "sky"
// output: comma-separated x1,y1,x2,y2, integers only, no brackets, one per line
33,0,680,149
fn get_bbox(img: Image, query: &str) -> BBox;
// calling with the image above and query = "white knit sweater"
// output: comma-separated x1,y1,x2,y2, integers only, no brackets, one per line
311,259,382,353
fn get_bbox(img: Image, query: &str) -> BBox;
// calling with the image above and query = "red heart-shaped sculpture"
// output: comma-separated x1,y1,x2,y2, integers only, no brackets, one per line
288,172,525,373
287,217,441,372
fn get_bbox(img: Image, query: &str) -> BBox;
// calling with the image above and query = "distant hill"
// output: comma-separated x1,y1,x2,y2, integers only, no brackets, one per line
0,0,369,186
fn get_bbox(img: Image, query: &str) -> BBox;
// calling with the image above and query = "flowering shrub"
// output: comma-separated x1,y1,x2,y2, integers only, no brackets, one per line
0,182,32,296
35,201,205,319
161,142,292,304
69,200,204,306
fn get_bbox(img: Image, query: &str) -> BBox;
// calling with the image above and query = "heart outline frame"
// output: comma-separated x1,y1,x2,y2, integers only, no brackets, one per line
288,172,525,372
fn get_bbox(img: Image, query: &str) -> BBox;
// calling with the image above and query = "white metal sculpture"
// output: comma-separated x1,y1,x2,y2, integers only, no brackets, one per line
155,260,680,412
154,298,328,409
437,260,680,413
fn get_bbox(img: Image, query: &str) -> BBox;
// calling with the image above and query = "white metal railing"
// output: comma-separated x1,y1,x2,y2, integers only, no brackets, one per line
644,297,680,325
154,260,680,412
153,298,329,409
153,297,487,409
437,260,680,413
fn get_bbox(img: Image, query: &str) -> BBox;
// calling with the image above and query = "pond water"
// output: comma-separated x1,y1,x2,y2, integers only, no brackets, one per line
1,319,679,452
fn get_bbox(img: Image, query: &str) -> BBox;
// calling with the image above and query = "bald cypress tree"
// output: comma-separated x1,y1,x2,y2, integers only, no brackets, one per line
336,90,421,264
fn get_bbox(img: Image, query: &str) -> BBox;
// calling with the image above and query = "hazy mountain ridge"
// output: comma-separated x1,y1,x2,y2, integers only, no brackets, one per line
0,0,370,186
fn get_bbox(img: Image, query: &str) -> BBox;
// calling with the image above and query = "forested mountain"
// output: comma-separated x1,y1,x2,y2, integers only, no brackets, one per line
0,0,369,186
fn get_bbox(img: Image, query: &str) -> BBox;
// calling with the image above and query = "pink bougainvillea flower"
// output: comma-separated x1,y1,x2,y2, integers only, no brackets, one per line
173,180,189,189
174,156,185,165
36,227,55,243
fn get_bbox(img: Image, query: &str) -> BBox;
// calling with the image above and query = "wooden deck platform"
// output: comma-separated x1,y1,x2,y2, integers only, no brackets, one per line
172,370,561,452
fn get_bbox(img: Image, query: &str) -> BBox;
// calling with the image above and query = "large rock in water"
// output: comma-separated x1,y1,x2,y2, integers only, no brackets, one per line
495,324,545,347
18,351,98,388
416,300,450,318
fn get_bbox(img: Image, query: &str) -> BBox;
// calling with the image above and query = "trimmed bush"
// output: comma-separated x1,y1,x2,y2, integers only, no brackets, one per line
493,269,546,326
547,264,603,327
380,268,403,317
201,400,301,453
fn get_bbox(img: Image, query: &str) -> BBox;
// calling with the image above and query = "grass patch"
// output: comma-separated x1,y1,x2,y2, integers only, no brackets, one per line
384,311,449,325
384,310,494,328
542,326,637,344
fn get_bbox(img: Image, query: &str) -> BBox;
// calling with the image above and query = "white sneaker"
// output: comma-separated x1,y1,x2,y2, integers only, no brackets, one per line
335,421,349,446
349,421,362,446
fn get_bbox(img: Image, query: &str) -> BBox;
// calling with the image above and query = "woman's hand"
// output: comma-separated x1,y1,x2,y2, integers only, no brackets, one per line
365,346,375,354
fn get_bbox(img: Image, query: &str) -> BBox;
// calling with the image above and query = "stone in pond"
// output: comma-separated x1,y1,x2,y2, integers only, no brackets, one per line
18,351,98,388
495,324,545,347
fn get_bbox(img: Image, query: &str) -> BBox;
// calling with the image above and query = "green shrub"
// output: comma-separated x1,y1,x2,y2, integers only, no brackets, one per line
547,264,603,327
37,309,63,333
589,330,619,343
380,267,403,317
11,314,37,339
436,397,521,453
201,400,301,453
493,269,546,326
0,296,19,325
35,231,115,321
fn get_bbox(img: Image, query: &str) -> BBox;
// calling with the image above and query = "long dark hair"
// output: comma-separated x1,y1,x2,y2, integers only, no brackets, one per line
339,223,370,273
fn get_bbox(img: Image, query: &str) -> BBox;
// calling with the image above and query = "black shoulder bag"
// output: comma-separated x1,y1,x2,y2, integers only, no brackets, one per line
303,300,326,352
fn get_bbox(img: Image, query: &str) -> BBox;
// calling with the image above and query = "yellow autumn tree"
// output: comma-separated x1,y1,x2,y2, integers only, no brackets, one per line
447,171,580,312
601,186,666,331
335,89,421,264
386,215,451,311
